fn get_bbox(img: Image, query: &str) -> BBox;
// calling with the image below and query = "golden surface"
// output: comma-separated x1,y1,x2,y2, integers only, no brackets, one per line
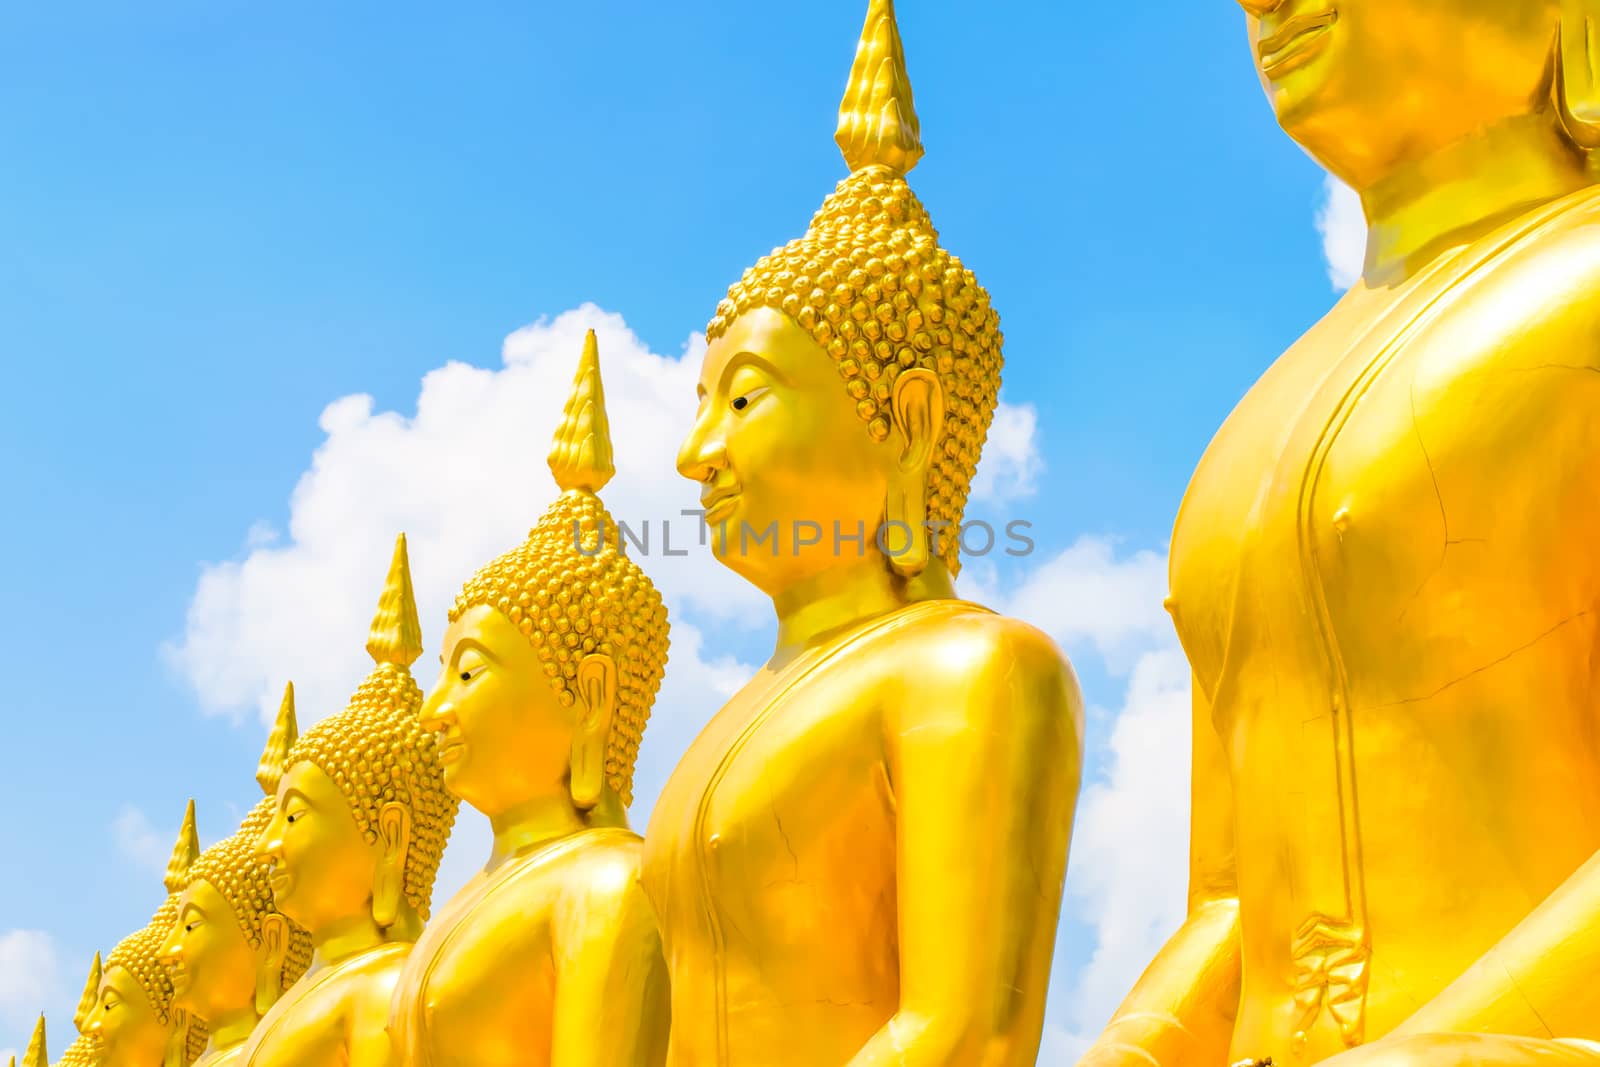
1080,3,1600,1065
388,331,670,1067
243,535,458,1067
640,2,1083,1063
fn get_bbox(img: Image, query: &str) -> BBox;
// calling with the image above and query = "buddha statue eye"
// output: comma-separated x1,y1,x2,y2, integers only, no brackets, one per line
731,387,768,413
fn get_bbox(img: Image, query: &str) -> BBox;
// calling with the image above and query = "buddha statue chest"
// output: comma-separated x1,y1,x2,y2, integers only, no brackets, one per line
642,600,990,1067
243,944,409,1067
1168,188,1600,1063
389,828,655,1067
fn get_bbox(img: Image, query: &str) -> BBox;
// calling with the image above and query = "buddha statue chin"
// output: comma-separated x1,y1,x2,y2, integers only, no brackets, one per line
242,534,459,1067
387,330,671,1067
1080,2,1600,1066
640,2,1085,1064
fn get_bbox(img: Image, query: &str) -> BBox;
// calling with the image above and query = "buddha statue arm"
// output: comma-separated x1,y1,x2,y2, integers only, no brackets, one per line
549,857,670,1067
843,618,1083,1066
1077,675,1242,1067
349,977,403,1067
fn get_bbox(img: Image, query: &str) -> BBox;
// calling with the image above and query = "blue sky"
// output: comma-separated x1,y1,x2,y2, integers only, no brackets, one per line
0,1,1353,1060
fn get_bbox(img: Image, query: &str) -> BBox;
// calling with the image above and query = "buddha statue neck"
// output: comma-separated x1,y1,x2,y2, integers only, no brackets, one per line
770,552,955,668
1360,111,1592,283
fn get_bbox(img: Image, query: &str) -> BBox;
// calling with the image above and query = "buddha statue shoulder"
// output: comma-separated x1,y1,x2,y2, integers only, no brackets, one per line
641,3,1085,1064
242,534,459,1067
1081,3,1600,1066
387,331,671,1067
85,802,210,1067
158,696,315,1067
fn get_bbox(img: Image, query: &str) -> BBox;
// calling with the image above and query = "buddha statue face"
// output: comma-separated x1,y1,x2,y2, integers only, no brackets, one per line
256,760,411,935
1238,0,1558,185
421,604,617,815
158,880,255,1022
85,966,166,1066
680,306,938,597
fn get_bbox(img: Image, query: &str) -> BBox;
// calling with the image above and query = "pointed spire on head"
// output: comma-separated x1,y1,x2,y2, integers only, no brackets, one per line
21,1014,46,1067
547,329,615,495
164,800,200,894
366,533,423,669
835,0,924,176
72,952,102,1032
256,681,299,796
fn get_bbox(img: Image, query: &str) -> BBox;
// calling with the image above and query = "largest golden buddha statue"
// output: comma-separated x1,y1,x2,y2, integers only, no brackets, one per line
642,1,1084,1064
1081,2,1600,1066
387,330,671,1067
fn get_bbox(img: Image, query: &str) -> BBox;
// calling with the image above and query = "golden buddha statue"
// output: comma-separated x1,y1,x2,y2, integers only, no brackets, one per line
387,330,671,1066
242,533,459,1067
642,2,1084,1063
86,805,208,1067
1079,2,1600,1065
159,685,313,1067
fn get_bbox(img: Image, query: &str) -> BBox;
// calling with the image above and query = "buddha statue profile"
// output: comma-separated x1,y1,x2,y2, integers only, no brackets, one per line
388,330,671,1066
53,951,104,1067
1079,2,1600,1066
643,1,1084,1063
243,534,459,1067
158,685,315,1067
86,804,209,1067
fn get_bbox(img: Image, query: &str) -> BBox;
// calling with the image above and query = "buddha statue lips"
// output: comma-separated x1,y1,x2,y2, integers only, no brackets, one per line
643,1,1084,1065
387,329,671,1067
1081,3,1600,1067
243,533,460,1067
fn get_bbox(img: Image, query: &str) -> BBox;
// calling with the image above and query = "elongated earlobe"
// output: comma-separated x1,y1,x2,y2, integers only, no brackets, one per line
884,368,945,578
570,654,618,811
255,913,289,1017
1555,7,1600,147
371,802,412,929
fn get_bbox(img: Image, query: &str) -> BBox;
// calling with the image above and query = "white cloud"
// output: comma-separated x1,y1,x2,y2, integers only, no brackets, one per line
110,806,169,875
0,929,60,1039
970,399,1041,503
1317,174,1366,291
164,305,766,733
1052,646,1192,1049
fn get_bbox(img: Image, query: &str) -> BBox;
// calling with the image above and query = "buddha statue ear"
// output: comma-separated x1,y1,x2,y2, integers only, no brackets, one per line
371,802,412,930
883,368,946,578
254,913,289,1017
1555,3,1600,148
570,653,619,812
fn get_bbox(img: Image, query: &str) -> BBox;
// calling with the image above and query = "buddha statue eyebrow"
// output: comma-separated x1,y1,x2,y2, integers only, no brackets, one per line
715,351,789,395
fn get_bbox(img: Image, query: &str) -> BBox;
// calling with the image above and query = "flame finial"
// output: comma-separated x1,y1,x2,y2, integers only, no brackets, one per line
366,534,423,669
835,0,924,176
547,329,615,495
257,681,300,795
163,800,200,894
